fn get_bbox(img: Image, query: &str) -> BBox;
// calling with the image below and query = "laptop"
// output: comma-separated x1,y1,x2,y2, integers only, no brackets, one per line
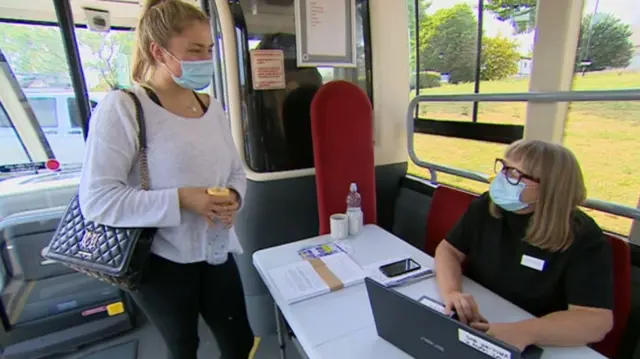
365,277,543,359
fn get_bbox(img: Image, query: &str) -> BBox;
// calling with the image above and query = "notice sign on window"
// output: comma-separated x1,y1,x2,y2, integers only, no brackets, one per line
250,49,286,91
294,0,357,68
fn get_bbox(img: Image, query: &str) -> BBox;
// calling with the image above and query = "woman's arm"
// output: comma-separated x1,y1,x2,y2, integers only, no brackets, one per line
79,91,181,228
435,240,484,323
434,195,487,299
435,240,465,299
526,306,612,345
433,195,488,323
539,221,615,345
213,100,246,208
227,150,246,209
473,306,612,349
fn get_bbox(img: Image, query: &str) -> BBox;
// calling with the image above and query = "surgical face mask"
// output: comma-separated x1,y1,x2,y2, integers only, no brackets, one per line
489,171,533,212
164,51,214,91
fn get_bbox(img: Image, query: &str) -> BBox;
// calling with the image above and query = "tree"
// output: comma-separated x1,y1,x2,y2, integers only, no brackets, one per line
407,0,432,72
77,30,135,90
480,35,520,81
419,4,477,83
485,0,537,34
0,23,135,91
576,13,633,71
0,23,68,76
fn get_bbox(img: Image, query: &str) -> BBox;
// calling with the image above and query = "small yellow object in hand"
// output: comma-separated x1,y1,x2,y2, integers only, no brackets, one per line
207,187,230,197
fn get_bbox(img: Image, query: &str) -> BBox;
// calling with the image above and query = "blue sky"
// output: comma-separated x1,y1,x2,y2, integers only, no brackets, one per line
426,0,639,55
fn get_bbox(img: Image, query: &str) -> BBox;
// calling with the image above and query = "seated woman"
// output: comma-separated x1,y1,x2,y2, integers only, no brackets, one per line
434,139,614,350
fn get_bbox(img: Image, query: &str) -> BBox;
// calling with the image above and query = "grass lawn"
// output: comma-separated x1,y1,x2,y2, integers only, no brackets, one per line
407,70,640,236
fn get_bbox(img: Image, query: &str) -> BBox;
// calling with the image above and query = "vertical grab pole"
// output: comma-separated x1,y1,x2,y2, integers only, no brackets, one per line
208,0,227,109
413,0,438,182
471,0,484,123
413,0,421,121
53,0,91,141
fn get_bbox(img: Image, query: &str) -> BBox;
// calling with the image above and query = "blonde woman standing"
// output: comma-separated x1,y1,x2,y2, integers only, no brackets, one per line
78,1,254,358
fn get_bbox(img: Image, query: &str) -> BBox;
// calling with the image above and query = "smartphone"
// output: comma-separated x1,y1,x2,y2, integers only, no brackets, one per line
379,258,421,278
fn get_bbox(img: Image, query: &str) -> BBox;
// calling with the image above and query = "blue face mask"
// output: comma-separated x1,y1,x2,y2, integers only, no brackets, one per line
489,171,531,212
164,51,214,91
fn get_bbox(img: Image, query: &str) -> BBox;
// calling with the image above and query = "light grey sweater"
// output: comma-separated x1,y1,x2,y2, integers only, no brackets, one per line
78,85,246,263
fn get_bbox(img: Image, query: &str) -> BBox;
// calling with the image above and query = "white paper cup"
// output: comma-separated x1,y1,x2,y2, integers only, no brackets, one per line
330,213,349,240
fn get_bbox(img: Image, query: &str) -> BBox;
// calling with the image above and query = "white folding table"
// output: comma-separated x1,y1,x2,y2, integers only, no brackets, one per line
252,224,606,359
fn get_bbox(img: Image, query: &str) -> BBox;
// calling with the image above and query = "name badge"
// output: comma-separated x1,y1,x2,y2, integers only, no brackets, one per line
521,254,545,271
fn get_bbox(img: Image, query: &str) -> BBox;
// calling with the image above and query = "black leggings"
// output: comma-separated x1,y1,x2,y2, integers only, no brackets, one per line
130,253,254,359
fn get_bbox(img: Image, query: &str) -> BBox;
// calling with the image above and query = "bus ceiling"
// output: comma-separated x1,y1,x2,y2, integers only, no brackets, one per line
0,0,295,35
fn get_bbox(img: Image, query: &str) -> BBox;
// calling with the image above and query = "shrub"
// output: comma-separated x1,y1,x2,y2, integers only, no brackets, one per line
410,71,442,89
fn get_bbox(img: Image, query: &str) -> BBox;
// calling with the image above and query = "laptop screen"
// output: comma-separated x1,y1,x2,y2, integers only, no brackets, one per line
365,277,543,359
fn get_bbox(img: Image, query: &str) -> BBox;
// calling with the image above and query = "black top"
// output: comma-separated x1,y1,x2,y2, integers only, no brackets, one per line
142,86,208,112
446,192,614,317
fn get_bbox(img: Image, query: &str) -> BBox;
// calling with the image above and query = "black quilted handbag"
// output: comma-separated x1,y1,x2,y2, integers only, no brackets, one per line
43,89,156,291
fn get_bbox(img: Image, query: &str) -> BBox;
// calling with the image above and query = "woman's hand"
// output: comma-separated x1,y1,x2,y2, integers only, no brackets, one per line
470,322,534,351
178,187,239,227
215,190,240,228
443,290,485,324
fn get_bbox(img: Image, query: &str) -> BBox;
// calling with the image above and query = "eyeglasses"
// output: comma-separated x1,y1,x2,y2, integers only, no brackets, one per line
494,158,540,185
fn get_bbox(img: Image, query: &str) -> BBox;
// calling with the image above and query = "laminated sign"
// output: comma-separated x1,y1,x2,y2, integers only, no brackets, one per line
250,49,286,91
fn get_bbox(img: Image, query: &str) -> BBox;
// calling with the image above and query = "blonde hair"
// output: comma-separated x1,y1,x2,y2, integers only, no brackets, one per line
131,0,209,83
489,139,587,252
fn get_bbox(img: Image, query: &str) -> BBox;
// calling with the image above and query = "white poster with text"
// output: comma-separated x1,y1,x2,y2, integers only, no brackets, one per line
294,0,357,67
250,49,286,91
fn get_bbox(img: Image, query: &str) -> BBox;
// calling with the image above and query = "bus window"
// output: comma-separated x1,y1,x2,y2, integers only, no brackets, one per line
74,27,135,91
28,98,58,129
0,21,79,167
564,11,640,236
407,0,521,196
237,0,373,172
0,101,30,168
407,0,638,236
67,98,99,132
0,20,134,173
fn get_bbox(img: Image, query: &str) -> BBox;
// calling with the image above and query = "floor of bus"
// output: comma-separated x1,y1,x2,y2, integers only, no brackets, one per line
52,315,302,359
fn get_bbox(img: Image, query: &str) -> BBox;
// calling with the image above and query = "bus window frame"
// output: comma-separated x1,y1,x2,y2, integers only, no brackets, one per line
406,90,640,237
0,17,135,170
409,0,525,144
222,0,374,173
0,47,55,163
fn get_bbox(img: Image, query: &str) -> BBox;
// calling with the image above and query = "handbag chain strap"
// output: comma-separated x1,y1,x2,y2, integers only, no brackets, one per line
120,89,151,191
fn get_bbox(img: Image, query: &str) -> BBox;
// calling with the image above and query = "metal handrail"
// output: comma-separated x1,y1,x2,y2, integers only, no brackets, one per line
0,206,67,232
406,89,640,222
408,89,640,103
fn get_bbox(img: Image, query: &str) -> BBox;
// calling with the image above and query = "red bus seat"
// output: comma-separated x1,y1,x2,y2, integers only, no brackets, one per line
424,185,477,256
591,233,631,358
310,80,376,235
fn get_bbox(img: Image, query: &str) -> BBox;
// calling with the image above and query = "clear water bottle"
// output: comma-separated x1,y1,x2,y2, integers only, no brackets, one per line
207,226,230,265
346,182,363,235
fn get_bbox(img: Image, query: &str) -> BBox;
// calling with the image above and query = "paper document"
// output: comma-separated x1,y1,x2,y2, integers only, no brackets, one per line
321,252,365,284
268,252,365,304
